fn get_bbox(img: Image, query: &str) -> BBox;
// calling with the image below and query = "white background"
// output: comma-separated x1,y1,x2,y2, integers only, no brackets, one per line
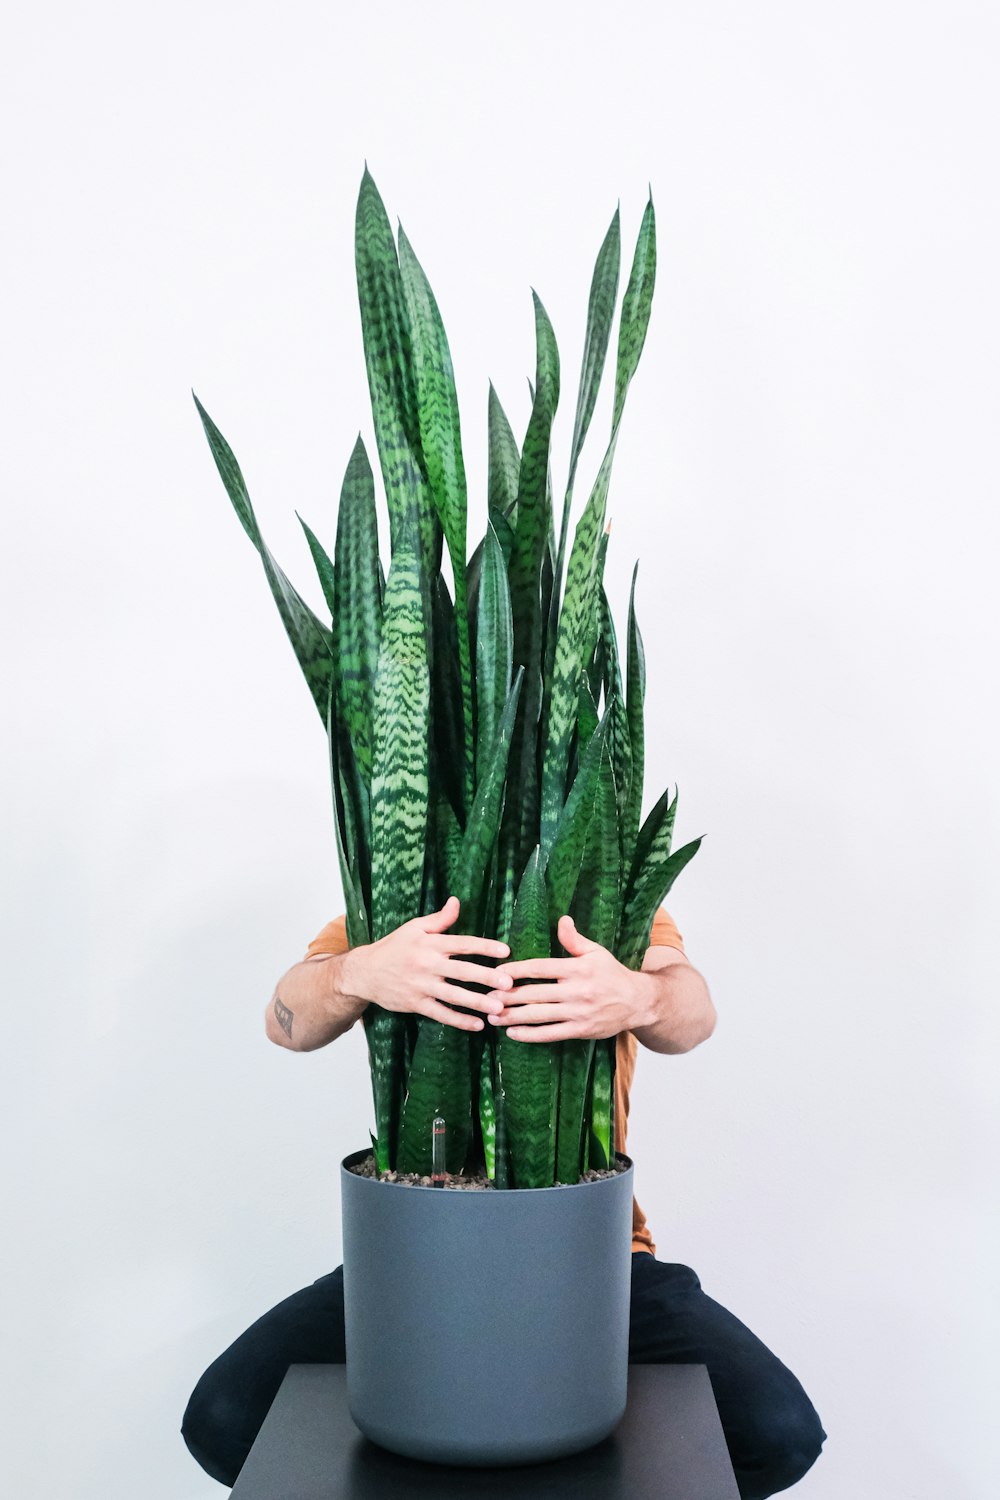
2,3,997,1496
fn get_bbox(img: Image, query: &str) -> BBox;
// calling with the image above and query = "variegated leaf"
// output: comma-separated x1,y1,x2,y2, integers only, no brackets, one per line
193,393,335,722
498,848,559,1187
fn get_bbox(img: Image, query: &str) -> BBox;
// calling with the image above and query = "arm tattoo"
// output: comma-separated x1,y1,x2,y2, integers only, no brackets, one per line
273,995,294,1039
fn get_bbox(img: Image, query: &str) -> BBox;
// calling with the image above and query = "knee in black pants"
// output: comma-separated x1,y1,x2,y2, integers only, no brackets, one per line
181,1363,256,1489
732,1375,827,1499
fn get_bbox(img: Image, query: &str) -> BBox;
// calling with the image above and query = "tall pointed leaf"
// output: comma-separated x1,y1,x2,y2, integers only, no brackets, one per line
588,1040,614,1170
331,435,383,788
488,382,521,522
623,562,646,863
540,195,657,851
326,678,370,948
498,848,559,1187
451,668,524,933
545,208,621,751
557,739,620,1183
628,783,677,902
370,524,430,937
399,224,475,810
430,574,465,826
504,292,560,878
599,587,633,846
613,191,657,431
474,521,514,784
549,208,621,644
479,1040,498,1180
355,168,441,595
297,514,337,616
620,835,703,971
366,522,430,1168
544,711,611,929
193,393,335,722
398,1021,472,1174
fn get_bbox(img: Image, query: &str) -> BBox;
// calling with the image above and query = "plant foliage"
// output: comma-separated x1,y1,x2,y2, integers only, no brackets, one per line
195,167,701,1187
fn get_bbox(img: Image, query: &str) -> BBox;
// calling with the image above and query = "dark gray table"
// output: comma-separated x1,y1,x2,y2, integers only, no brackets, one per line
230,1364,739,1499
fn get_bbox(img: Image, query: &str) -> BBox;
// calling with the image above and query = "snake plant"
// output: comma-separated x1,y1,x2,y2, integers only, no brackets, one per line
194,167,701,1187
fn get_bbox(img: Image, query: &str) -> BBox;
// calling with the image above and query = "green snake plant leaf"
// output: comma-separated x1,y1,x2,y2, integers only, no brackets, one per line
548,208,622,702
582,527,611,706
398,1021,472,1175
355,168,441,596
467,503,515,638
417,672,522,1165
540,196,656,853
505,292,560,878
623,562,646,865
326,678,370,948
498,847,559,1188
452,667,524,933
467,384,520,621
491,504,516,563
567,208,622,509
588,1038,614,1170
431,573,465,828
330,435,383,789
557,737,620,1183
613,190,657,431
324,439,382,904
399,224,475,811
539,448,615,852
431,785,464,910
297,514,337,617
363,1009,406,1173
366,521,430,1169
573,733,622,952
620,835,703,972
479,1040,497,1180
544,710,611,931
488,381,521,523
492,1033,511,1188
370,521,430,938
577,672,600,752
193,394,336,723
628,782,677,903
474,520,514,785
599,587,633,851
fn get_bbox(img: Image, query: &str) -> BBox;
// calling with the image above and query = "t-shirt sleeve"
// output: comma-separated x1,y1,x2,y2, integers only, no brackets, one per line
303,913,350,960
649,906,685,953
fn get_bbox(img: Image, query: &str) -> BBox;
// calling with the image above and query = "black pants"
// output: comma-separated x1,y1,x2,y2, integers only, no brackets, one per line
182,1253,826,1498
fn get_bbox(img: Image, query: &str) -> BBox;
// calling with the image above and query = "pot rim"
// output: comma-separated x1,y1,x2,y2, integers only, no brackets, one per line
340,1146,633,1193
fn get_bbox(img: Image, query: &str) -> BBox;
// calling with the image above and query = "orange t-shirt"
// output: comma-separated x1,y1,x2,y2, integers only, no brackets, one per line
303,906,686,1256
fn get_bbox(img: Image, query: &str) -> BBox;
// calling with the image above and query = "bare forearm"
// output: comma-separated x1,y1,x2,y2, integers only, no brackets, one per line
265,947,370,1052
630,960,716,1054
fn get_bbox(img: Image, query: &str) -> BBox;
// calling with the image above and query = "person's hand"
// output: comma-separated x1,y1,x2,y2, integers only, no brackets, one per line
356,896,513,1032
482,915,648,1042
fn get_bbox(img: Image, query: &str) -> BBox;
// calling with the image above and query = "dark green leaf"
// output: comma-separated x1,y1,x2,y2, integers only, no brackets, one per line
498,847,559,1187
355,168,441,596
193,393,335,722
399,224,475,809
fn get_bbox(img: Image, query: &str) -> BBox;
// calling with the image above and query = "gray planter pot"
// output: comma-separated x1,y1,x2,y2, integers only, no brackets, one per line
340,1146,634,1466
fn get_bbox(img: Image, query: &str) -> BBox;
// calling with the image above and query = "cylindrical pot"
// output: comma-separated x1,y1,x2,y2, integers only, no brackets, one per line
340,1146,634,1466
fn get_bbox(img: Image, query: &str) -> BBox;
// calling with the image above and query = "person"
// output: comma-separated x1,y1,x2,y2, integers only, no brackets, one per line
182,895,826,1497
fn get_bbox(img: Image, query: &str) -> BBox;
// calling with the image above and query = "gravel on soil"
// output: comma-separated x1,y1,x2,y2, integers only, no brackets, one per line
347,1154,626,1188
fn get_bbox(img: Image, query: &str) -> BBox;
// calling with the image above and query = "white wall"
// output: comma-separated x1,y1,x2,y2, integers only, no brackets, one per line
2,4,996,1496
